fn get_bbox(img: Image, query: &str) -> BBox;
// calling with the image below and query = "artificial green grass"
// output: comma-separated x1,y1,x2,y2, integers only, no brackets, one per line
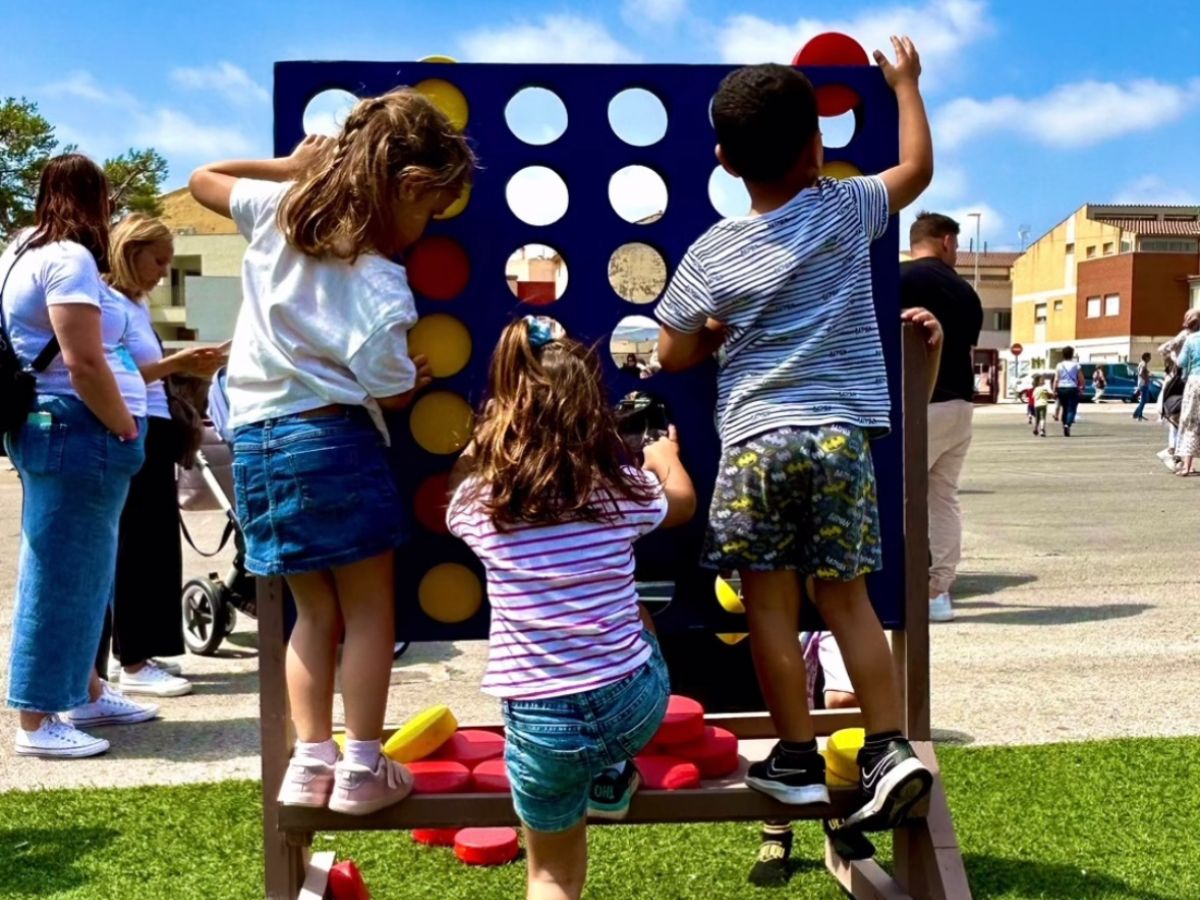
2,738,1198,899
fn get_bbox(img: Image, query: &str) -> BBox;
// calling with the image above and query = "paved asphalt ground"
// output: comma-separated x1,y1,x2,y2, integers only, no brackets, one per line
0,402,1195,791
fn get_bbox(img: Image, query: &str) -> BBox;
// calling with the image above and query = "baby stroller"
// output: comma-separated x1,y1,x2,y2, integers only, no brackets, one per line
177,371,410,660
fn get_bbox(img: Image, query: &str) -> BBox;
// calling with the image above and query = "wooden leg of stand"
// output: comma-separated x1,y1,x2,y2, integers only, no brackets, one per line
825,842,912,900
259,576,307,899
893,745,972,900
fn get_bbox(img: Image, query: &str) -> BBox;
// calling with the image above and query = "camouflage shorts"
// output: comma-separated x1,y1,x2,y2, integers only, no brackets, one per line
702,425,882,579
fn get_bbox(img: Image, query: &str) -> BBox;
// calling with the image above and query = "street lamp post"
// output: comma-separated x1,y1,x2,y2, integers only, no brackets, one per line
967,211,982,291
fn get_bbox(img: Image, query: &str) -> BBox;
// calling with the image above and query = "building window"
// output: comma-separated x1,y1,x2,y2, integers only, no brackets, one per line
1103,242,1114,255
1053,300,1064,312
1035,303,1048,324
1105,294,1120,316
1065,242,1075,253
1086,246,1096,259
1140,238,1199,253
988,310,1012,331
1086,296,1101,318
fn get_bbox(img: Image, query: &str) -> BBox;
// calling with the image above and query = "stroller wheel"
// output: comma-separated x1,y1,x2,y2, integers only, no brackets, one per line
182,578,230,656
223,606,238,636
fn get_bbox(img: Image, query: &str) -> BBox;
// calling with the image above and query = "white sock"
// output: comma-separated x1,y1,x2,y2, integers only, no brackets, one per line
344,738,382,769
294,739,338,765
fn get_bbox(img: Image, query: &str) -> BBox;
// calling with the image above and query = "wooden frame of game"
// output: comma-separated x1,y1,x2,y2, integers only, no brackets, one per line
256,327,971,900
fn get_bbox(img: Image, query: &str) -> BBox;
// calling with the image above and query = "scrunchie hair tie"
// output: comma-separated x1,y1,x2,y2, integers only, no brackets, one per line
524,315,564,349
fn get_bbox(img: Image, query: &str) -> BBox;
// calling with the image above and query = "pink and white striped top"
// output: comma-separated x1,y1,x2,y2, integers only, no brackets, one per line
447,468,667,700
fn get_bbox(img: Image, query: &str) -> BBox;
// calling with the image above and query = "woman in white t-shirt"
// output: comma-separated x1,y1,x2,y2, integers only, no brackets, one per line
0,155,148,759
189,91,475,814
96,215,228,698
1052,346,1085,437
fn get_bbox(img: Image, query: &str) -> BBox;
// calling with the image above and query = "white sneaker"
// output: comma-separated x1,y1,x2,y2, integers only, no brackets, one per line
1157,448,1172,459
15,714,110,759
119,662,193,697
929,593,955,623
68,682,159,728
109,657,183,680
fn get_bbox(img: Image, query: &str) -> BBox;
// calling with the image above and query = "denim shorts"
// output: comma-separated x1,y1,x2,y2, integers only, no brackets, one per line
501,631,670,832
231,408,406,576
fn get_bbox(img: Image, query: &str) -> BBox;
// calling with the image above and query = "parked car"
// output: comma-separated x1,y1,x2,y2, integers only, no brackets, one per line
1080,363,1162,403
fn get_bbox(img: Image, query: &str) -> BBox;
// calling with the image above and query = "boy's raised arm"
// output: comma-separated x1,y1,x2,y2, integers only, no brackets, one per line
874,36,933,213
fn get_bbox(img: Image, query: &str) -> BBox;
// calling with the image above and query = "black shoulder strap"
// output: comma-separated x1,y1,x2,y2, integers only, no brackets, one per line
0,241,61,372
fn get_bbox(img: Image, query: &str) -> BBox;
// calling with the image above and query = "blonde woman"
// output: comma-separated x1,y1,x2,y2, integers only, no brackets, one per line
97,215,226,697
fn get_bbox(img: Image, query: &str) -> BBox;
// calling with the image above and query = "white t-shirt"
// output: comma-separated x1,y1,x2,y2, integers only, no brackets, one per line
226,179,419,441
115,287,170,419
448,468,668,700
1056,360,1081,390
0,233,147,416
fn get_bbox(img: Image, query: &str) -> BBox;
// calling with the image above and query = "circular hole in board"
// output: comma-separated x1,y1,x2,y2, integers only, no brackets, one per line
414,472,453,534
821,109,857,149
608,243,667,305
414,78,469,131
608,88,668,146
609,166,667,224
407,236,470,301
708,167,751,218
419,563,483,624
506,167,569,227
407,313,472,378
505,87,568,145
506,244,567,305
410,392,475,455
610,315,661,380
302,89,358,137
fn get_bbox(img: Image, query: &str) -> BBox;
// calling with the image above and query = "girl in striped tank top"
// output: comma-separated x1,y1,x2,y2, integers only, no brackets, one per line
448,316,695,900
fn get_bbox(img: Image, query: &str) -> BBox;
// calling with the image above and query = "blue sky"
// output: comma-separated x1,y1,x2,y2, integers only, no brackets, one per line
4,0,1199,249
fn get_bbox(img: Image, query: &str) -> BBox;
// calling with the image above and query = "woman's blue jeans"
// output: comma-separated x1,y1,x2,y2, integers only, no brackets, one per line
4,396,145,712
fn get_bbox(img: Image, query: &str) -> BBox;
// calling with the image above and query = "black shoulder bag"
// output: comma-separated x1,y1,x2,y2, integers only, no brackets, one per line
0,244,61,434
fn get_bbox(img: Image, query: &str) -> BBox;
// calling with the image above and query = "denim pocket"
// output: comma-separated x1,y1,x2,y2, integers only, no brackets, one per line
283,443,362,513
608,664,671,759
502,699,589,758
17,421,67,475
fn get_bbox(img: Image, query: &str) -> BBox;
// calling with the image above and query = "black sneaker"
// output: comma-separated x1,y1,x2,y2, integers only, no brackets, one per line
745,742,830,806
748,836,792,888
843,739,933,832
588,762,640,820
822,818,877,861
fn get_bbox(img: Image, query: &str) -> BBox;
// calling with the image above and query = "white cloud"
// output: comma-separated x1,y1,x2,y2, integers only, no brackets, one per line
623,0,687,28
937,78,1200,150
1112,175,1200,206
715,0,989,80
133,108,253,158
42,71,138,109
459,15,640,63
171,61,269,106
902,202,1009,250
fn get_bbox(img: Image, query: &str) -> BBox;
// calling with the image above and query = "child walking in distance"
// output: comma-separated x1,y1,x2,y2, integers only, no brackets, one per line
189,91,474,814
655,38,936,831
1032,376,1053,437
448,317,696,900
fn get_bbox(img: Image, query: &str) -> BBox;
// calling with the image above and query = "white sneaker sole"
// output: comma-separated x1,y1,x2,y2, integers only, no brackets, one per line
844,758,932,830
15,738,110,759
930,610,955,623
119,680,193,698
327,783,413,816
744,777,830,806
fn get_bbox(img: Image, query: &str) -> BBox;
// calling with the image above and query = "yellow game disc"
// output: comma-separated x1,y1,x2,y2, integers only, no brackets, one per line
716,632,748,645
333,732,345,751
821,749,858,788
419,562,483,624
410,391,474,455
822,160,862,181
826,727,865,783
415,78,468,131
407,314,472,378
715,575,745,614
435,181,471,220
420,54,458,63
383,704,459,763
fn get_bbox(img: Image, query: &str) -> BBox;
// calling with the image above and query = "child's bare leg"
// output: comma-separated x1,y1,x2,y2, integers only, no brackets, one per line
283,570,339,742
741,570,813,743
812,576,902,735
332,549,396,740
524,820,587,900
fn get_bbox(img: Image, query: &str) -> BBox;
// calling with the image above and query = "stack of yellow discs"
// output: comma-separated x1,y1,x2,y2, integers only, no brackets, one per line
825,727,865,784
716,632,748,645
821,749,858,788
382,705,459,763
714,576,745,614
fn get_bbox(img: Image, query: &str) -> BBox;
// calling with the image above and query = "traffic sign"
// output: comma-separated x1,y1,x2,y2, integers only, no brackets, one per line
1011,343,1023,357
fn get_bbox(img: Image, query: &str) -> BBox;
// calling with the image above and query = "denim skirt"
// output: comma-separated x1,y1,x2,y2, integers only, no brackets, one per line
231,408,406,576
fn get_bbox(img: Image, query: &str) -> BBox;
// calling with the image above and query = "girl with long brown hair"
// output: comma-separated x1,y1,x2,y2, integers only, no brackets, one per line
1,154,148,758
189,89,474,815
447,317,695,900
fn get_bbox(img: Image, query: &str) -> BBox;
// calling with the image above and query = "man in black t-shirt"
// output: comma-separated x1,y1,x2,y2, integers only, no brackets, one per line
901,213,984,624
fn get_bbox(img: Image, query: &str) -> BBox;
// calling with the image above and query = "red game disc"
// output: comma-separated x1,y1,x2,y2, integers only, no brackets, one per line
408,760,472,794
411,828,461,846
793,32,868,117
328,860,371,900
471,758,511,793
635,755,702,790
430,729,506,766
455,827,520,866
414,472,452,534
651,695,705,746
669,726,740,778
407,235,470,301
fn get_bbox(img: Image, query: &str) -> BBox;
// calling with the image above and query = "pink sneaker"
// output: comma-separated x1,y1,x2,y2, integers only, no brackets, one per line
327,755,414,815
277,756,336,808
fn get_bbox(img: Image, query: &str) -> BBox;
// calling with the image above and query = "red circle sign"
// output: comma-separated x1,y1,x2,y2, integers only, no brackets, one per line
1011,343,1023,357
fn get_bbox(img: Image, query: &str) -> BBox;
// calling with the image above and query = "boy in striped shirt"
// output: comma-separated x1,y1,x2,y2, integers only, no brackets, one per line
655,37,936,832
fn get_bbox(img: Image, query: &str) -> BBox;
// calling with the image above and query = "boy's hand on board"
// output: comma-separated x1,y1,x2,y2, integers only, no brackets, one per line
873,36,921,91
902,307,942,349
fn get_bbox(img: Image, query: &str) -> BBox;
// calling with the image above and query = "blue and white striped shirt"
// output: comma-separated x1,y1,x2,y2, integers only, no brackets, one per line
656,175,891,447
